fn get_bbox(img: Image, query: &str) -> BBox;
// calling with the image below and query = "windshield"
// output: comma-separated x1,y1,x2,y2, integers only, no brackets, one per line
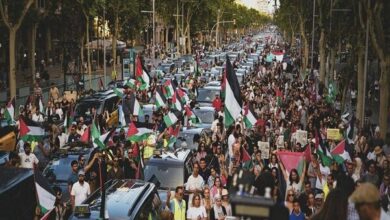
193,110,214,124
176,132,198,150
43,157,74,182
197,89,220,103
75,101,101,116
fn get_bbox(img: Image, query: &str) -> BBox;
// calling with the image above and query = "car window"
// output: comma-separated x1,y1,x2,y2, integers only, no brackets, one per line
144,165,184,189
197,89,220,103
75,100,101,116
193,110,214,124
104,96,119,113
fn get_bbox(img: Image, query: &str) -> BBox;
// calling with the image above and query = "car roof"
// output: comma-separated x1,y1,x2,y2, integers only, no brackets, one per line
200,86,221,91
82,179,155,219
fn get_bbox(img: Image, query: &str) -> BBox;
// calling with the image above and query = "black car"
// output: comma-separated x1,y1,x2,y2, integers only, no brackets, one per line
73,90,119,124
71,179,161,220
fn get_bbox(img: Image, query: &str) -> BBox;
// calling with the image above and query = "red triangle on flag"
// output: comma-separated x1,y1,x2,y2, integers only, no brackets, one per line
169,125,180,137
136,56,143,77
184,105,193,117
19,118,30,137
80,127,90,142
241,147,251,163
331,139,345,155
256,119,265,127
127,122,139,137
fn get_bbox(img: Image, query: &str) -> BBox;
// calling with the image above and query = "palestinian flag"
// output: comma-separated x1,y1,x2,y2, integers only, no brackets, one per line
176,88,190,105
224,56,242,128
91,121,105,150
275,88,283,106
135,56,151,90
19,117,45,142
277,151,306,176
172,91,183,111
125,78,136,88
128,127,153,142
243,104,257,128
113,87,124,98
155,87,166,109
168,125,180,148
129,94,144,116
163,80,174,99
80,126,90,143
241,147,253,170
331,139,351,164
34,171,56,214
164,111,179,127
185,105,200,124
315,129,332,167
4,97,15,125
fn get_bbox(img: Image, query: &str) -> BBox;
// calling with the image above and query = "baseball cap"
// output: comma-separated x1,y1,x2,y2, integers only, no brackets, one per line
78,170,85,176
349,183,380,204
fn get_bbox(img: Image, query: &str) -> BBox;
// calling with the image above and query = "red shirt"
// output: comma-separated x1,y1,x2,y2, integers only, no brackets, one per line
212,97,222,112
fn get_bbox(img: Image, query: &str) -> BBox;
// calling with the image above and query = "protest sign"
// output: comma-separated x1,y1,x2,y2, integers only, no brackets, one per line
258,141,270,159
327,128,342,140
276,135,284,149
296,130,308,145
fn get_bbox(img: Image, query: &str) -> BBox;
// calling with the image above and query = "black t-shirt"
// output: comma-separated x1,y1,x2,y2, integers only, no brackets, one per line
123,158,137,179
199,168,211,183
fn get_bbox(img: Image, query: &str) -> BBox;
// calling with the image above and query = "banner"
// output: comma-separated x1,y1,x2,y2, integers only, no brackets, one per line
258,141,270,159
327,128,342,140
296,130,308,145
276,151,305,176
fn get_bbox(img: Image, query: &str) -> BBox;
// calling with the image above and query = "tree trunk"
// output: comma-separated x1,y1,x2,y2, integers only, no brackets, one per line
186,23,191,54
291,31,295,47
299,17,308,74
165,25,169,50
80,34,84,74
319,28,326,83
379,58,389,139
112,14,119,80
28,24,37,81
329,47,336,80
86,17,92,89
356,40,365,127
45,26,52,62
9,28,17,98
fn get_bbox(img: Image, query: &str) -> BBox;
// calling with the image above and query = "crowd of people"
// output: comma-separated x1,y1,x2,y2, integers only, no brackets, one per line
1,29,390,220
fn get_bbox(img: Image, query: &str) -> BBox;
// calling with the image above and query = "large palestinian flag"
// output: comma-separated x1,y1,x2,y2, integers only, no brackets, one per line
135,56,151,90
224,56,242,128
19,117,45,142
129,94,144,116
155,86,167,109
243,104,257,128
34,171,56,214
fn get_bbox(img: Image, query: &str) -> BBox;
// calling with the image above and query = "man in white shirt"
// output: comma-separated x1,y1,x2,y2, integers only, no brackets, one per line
19,143,39,169
71,170,90,208
32,111,44,123
186,162,204,207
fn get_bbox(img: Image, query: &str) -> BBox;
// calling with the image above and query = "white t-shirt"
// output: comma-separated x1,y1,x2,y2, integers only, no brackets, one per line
186,175,204,206
32,113,44,123
19,152,39,169
187,206,207,219
71,181,91,206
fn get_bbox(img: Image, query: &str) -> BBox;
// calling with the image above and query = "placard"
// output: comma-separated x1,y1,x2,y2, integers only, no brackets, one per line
327,128,342,140
258,141,270,159
276,135,284,149
295,130,308,145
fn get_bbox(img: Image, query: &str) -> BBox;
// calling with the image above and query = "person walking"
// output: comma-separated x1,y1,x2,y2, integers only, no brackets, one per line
70,170,90,208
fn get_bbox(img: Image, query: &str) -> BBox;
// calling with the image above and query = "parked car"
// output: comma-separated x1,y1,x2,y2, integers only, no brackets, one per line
196,87,221,107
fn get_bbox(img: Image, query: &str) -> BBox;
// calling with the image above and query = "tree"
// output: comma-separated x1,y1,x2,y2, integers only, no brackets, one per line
0,0,34,98
76,0,101,88
365,0,390,139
